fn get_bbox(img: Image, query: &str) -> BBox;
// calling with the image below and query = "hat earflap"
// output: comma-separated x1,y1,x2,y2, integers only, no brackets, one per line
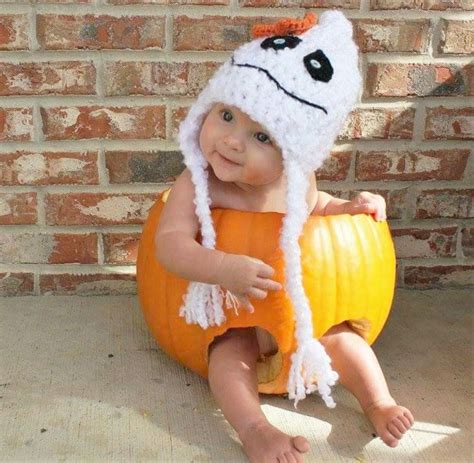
281,159,339,408
178,160,226,328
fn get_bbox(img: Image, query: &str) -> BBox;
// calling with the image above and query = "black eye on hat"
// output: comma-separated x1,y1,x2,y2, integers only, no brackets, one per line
261,35,302,50
304,49,333,83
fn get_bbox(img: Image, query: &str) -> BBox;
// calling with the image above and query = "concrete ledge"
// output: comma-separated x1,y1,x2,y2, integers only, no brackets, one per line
0,289,472,462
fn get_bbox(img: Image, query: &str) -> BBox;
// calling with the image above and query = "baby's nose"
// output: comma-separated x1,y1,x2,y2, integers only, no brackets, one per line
223,133,245,152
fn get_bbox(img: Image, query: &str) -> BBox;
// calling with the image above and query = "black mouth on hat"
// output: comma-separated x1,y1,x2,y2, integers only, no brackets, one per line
231,57,328,115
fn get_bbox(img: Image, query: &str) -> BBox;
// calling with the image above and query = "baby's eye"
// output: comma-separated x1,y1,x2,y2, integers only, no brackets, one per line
221,110,233,122
255,132,270,144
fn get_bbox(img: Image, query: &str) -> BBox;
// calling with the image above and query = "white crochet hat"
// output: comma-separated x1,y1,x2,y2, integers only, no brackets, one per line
178,10,362,408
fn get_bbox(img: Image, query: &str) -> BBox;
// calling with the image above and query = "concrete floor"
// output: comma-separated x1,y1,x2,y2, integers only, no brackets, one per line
0,289,472,462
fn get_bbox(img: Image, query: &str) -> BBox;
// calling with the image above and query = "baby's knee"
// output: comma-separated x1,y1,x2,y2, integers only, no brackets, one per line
208,327,259,357
320,321,362,349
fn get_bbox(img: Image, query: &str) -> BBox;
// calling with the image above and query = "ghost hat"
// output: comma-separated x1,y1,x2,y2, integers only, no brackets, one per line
178,10,362,408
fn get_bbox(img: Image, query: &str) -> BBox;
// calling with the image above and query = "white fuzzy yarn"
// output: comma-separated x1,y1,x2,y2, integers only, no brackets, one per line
282,160,339,408
177,10,362,407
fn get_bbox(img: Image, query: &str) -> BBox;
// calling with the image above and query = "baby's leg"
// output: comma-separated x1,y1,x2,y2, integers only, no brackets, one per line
208,327,310,462
320,322,414,448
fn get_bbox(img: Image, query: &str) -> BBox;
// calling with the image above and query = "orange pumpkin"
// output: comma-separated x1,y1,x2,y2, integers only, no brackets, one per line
137,189,396,394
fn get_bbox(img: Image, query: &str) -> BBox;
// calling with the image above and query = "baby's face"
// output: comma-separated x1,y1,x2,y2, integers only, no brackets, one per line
199,103,283,186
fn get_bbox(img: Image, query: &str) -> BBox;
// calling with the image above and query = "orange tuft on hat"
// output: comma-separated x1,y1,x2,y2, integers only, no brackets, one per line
252,11,317,39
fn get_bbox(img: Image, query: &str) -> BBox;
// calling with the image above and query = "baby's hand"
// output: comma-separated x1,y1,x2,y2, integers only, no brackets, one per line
344,191,387,221
217,253,282,310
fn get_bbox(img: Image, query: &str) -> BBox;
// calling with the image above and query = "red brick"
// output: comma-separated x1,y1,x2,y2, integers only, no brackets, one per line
0,192,37,225
365,63,468,97
0,151,99,185
45,192,161,225
105,151,184,183
424,107,474,140
41,106,165,140
416,189,473,219
0,108,34,142
37,15,165,50
354,19,430,53
107,0,227,4
0,62,96,96
340,107,415,140
355,149,470,181
171,106,189,141
466,63,474,96
174,15,272,51
0,15,29,50
40,273,136,295
105,61,219,97
392,227,457,258
0,232,97,264
240,0,360,7
461,227,474,258
439,20,474,55
370,0,473,10
103,232,141,264
316,151,352,181
0,272,34,296
38,0,91,2
404,265,474,289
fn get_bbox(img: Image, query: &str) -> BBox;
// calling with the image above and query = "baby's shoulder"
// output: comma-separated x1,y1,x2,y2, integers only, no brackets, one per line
207,172,247,210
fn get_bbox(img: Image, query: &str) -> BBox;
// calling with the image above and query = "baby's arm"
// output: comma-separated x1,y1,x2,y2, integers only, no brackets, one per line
313,190,386,222
155,168,226,284
155,169,282,304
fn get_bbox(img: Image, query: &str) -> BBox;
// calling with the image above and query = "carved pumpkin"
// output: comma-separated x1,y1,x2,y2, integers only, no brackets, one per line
137,189,396,394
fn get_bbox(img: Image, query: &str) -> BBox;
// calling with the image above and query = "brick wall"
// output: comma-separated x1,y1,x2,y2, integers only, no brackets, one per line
0,0,472,296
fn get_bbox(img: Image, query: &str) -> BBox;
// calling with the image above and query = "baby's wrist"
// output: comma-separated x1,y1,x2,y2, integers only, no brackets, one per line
324,198,350,216
213,250,230,286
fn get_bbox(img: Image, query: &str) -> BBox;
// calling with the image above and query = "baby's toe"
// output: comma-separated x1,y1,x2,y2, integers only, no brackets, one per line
283,451,298,463
292,435,310,453
403,409,415,426
393,416,410,434
381,428,399,448
387,421,403,440
397,414,412,432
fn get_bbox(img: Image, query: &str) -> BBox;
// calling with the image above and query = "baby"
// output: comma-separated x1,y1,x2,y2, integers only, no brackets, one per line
155,11,413,463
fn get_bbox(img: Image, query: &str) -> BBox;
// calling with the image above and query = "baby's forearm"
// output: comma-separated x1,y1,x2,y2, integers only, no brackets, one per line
315,191,350,216
155,231,226,285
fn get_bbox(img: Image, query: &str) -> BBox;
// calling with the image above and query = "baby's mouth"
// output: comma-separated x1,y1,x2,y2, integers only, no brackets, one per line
217,151,241,166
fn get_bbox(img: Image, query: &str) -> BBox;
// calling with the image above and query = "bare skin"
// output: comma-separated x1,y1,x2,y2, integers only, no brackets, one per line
208,323,414,462
208,328,310,463
158,104,414,462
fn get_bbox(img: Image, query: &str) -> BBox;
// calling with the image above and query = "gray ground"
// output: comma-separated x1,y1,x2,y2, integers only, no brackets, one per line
0,289,472,462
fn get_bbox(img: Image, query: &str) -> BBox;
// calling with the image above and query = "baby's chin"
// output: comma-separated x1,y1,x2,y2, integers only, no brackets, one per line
208,164,240,183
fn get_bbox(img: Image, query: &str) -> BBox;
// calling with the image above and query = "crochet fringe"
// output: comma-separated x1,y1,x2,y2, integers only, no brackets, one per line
288,338,339,409
179,283,247,328
281,160,339,408
179,282,225,329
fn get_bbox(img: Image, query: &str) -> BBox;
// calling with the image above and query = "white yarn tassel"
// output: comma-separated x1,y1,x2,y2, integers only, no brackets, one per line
282,159,339,409
288,338,339,408
179,282,225,329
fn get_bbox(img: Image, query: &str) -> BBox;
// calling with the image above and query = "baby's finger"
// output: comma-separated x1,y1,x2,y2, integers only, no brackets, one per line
256,263,276,278
352,202,377,214
237,295,254,313
256,277,282,292
248,287,268,300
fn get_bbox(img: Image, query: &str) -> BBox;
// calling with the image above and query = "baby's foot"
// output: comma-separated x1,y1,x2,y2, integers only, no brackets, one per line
364,397,414,448
239,420,310,463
